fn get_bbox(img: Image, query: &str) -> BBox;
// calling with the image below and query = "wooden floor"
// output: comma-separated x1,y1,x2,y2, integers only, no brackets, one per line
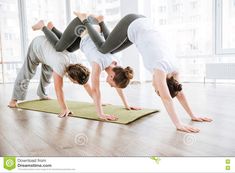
0,82,235,156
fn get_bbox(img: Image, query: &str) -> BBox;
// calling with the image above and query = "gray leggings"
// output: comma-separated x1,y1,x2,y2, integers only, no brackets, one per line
12,44,53,100
83,14,144,54
42,16,108,52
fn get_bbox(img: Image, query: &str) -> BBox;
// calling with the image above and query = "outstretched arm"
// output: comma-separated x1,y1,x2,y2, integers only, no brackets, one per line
173,73,213,122
115,88,141,110
153,70,200,133
53,72,72,117
90,63,118,121
83,82,93,99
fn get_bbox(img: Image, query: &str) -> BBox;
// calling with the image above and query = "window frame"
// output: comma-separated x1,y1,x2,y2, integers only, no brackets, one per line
215,0,235,54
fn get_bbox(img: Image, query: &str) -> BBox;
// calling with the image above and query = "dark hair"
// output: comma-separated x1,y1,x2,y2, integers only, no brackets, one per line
166,76,182,98
66,64,90,85
112,66,134,88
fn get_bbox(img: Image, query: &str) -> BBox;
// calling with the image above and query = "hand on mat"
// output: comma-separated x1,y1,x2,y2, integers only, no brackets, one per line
176,123,200,133
58,109,73,118
125,106,142,110
191,116,213,122
99,114,118,121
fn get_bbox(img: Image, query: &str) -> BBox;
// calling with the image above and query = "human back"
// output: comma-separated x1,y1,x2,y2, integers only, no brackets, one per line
31,35,70,77
127,17,178,74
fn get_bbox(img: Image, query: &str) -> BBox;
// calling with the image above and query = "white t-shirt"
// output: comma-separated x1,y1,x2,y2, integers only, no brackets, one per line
127,18,178,74
31,36,71,77
80,34,118,71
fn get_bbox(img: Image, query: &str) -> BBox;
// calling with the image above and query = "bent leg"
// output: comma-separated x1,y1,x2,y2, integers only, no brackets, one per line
37,64,53,99
50,26,82,52
42,17,85,52
99,21,110,39
111,39,133,54
83,14,144,54
11,44,40,100
51,27,62,38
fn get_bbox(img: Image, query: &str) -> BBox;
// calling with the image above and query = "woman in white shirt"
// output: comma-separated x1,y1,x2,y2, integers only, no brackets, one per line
74,11,212,133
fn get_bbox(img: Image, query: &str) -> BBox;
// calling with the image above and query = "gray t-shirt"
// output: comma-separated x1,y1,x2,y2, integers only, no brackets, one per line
80,34,118,71
31,36,70,77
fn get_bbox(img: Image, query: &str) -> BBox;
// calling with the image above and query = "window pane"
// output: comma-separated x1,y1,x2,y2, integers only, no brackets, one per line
222,0,235,49
25,0,67,44
0,0,22,82
151,0,212,82
151,0,212,56
70,0,121,28
0,65,2,83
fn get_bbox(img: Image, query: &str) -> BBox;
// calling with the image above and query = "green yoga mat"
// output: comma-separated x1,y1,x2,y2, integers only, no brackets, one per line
17,99,159,124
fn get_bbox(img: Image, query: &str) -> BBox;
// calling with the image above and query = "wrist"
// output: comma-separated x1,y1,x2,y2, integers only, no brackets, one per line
174,121,183,128
190,114,196,119
62,106,68,111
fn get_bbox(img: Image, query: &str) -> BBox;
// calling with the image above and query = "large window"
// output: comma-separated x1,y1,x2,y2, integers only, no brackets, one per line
151,0,213,81
1,0,235,83
25,0,67,44
0,0,21,83
0,0,67,83
70,0,120,28
216,0,235,54
221,0,235,49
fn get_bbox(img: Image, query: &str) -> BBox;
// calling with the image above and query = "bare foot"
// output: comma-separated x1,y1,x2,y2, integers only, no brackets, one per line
8,100,18,108
32,20,45,31
96,15,104,23
73,11,88,21
39,96,51,100
47,21,54,30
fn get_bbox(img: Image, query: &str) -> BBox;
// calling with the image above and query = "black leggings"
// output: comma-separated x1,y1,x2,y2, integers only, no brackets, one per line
42,16,109,52
83,14,145,54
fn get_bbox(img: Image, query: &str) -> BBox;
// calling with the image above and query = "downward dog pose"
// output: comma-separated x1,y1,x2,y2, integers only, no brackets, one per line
32,17,141,121
75,12,213,132
8,35,90,117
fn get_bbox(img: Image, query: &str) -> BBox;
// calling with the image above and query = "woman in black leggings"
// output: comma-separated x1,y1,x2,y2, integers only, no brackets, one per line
32,16,104,52
74,11,213,133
